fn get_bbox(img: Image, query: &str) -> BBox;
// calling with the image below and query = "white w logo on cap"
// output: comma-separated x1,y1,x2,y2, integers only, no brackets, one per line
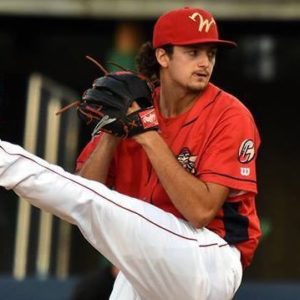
188,13,215,32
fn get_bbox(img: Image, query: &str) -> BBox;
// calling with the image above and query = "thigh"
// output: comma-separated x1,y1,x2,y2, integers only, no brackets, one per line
0,141,242,300
195,228,243,300
109,272,141,300
110,227,242,300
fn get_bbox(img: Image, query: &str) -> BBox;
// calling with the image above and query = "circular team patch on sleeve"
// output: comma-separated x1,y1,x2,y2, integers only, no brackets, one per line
238,139,255,163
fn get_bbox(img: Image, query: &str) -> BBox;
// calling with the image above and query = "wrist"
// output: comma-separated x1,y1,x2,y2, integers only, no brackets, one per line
132,130,160,146
96,133,121,150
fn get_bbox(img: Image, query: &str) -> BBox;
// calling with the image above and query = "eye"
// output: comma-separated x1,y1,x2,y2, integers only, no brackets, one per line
187,49,198,56
207,49,217,60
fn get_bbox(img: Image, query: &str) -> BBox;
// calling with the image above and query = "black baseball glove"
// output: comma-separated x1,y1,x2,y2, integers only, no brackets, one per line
78,71,159,138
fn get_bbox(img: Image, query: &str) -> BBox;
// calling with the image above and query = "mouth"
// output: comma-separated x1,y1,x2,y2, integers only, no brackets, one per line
193,71,208,80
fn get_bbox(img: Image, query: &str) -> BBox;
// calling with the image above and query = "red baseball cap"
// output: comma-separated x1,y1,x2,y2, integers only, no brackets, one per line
153,7,237,48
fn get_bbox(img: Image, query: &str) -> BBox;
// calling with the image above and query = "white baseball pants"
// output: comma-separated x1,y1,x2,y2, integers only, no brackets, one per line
0,140,242,300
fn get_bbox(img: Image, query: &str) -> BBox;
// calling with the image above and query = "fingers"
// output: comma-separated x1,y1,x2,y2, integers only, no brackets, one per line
127,101,141,115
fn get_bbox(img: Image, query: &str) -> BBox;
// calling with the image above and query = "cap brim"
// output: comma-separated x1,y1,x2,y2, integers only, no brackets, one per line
171,39,237,48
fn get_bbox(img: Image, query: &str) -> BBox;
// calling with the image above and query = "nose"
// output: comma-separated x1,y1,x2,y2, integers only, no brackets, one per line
197,51,210,68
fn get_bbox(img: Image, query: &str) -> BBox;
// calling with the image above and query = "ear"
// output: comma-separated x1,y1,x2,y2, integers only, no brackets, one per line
155,48,169,68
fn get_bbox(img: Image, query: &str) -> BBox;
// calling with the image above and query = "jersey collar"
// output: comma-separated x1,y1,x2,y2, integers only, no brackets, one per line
153,83,222,126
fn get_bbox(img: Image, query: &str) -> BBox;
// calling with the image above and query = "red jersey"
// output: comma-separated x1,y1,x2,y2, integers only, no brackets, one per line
76,83,262,268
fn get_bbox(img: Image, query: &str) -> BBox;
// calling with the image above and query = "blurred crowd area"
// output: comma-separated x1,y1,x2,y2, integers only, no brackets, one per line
0,8,299,298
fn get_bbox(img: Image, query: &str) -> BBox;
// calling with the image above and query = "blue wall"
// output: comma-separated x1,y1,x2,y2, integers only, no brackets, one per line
235,281,300,300
0,277,77,300
0,278,300,300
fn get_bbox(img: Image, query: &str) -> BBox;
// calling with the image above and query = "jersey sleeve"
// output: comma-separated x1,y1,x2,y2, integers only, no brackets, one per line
198,110,261,194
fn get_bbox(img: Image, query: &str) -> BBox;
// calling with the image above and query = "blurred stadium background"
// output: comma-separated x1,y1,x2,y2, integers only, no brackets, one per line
0,0,299,299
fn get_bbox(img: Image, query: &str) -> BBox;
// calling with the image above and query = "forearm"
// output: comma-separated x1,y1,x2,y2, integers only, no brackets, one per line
134,132,228,228
78,134,120,183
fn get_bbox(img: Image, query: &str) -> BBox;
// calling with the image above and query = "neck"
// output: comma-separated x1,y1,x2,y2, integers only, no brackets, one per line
159,83,203,118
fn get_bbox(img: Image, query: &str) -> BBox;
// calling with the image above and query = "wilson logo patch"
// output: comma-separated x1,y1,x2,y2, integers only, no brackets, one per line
240,167,250,176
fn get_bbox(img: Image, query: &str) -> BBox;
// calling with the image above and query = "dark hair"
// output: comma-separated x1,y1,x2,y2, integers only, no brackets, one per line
136,42,173,86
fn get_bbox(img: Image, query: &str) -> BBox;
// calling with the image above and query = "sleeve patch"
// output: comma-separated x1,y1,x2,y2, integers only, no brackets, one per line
238,139,255,163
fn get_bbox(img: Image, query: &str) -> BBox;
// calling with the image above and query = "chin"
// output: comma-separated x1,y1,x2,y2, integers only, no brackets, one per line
189,82,208,93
